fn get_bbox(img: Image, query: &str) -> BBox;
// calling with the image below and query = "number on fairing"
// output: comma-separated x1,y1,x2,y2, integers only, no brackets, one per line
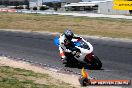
75,52,80,58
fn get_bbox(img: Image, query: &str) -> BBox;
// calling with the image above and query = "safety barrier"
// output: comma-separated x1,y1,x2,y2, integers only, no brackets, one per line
0,9,16,12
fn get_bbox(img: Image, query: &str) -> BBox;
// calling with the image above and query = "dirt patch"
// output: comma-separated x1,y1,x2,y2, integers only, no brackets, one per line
0,56,80,88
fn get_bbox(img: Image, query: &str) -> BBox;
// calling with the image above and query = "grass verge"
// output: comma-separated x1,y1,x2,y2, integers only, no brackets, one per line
0,66,72,88
0,12,132,39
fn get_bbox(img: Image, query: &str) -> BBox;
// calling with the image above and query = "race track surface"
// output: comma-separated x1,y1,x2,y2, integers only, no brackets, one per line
0,30,131,87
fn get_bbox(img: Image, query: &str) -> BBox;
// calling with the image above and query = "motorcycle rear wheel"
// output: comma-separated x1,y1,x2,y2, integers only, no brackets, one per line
91,56,102,70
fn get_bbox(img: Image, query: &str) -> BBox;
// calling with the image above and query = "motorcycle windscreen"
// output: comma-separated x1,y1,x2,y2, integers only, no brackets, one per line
74,40,90,50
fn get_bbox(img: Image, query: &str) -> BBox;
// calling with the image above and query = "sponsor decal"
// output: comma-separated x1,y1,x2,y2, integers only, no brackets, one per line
113,0,132,10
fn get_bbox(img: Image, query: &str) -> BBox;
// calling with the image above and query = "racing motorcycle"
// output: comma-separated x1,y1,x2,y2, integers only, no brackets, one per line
54,37,102,70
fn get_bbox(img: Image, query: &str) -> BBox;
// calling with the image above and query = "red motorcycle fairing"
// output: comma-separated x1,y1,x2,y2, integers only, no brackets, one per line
85,52,95,62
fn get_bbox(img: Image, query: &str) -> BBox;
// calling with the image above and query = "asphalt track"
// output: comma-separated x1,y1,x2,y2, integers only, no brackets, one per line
0,30,132,87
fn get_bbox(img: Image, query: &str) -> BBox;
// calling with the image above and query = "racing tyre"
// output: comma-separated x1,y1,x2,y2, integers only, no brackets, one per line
92,56,102,70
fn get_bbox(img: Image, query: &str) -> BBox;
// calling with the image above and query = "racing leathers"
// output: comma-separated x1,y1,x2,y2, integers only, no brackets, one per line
59,34,81,61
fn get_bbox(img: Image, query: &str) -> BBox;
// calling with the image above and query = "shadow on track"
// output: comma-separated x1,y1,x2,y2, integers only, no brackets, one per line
62,58,103,70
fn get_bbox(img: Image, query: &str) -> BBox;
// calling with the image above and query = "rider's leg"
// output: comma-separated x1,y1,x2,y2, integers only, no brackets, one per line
59,47,66,61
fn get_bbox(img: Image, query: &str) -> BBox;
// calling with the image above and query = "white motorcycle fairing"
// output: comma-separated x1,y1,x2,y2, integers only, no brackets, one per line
71,38,93,62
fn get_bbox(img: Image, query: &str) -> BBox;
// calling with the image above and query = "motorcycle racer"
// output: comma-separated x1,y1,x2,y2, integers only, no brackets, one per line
59,29,82,62
54,29,102,69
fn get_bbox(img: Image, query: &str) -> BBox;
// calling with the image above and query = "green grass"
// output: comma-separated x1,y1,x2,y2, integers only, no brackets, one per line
0,77,57,88
0,66,72,88
0,66,49,78
0,12,132,39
